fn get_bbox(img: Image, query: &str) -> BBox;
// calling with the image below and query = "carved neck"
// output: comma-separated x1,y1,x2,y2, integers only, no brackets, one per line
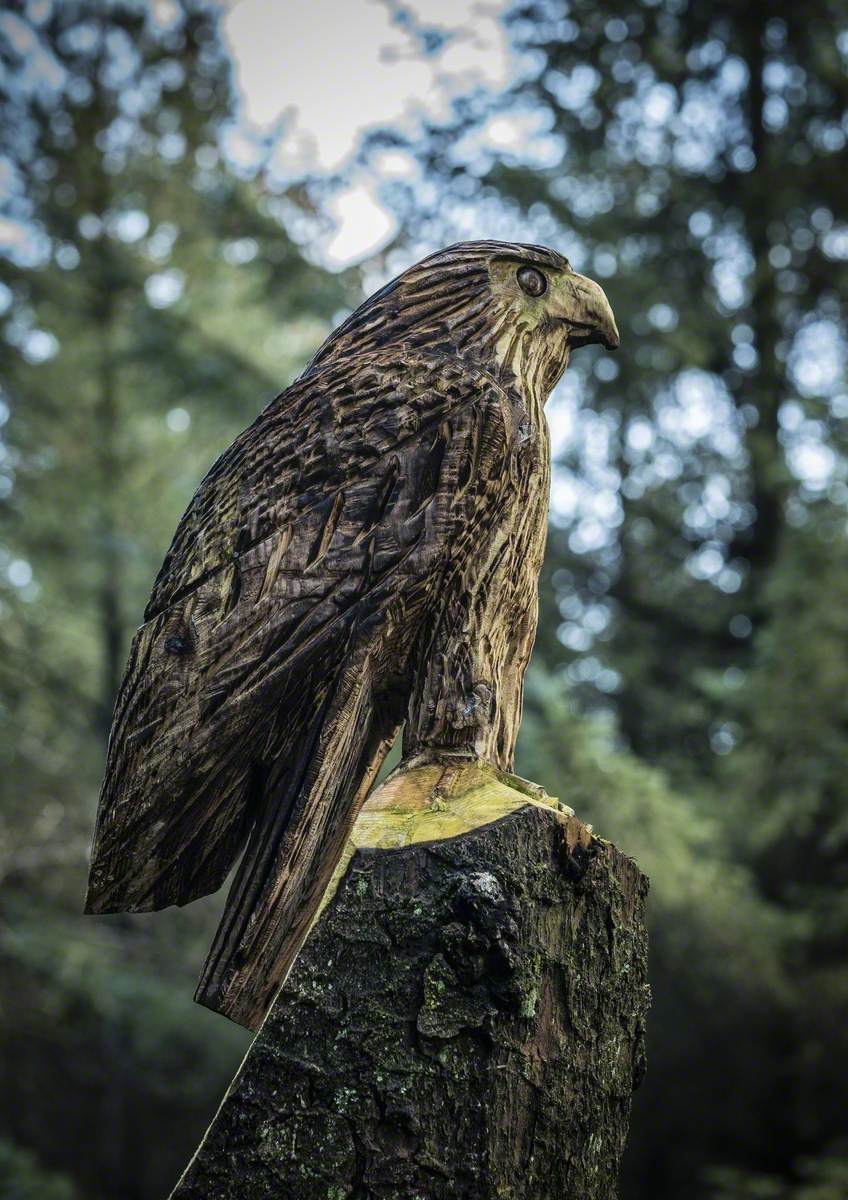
489,325,571,416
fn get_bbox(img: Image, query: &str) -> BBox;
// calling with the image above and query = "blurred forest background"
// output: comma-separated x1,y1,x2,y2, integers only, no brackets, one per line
1,1,847,1197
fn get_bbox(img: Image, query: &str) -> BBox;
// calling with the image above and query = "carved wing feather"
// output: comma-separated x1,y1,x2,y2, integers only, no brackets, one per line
85,350,507,917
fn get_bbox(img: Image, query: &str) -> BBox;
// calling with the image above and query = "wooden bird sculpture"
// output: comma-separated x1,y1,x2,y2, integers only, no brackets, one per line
85,241,619,1031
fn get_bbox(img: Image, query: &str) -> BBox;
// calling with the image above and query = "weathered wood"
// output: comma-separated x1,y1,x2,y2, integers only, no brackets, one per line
85,240,619,1032
169,755,649,1200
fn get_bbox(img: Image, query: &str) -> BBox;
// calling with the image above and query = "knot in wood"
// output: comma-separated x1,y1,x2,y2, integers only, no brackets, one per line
164,629,194,656
451,869,512,926
513,414,535,450
448,681,494,730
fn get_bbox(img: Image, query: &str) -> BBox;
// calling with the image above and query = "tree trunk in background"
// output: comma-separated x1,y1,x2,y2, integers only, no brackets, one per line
169,756,650,1200
92,253,124,737
731,6,791,628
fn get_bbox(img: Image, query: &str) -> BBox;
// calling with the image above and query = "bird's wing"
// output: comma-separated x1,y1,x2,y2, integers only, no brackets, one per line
85,349,513,919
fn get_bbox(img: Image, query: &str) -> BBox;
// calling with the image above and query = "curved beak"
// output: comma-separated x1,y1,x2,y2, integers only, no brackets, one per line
554,272,620,351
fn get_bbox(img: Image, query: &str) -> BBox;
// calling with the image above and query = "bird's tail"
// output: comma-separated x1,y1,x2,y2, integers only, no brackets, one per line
195,663,397,1032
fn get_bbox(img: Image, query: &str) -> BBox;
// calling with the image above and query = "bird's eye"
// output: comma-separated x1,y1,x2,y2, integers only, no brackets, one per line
517,266,547,297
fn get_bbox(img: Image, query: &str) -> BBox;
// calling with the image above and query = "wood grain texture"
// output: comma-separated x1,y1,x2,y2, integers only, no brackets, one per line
168,760,649,1200
84,240,619,1030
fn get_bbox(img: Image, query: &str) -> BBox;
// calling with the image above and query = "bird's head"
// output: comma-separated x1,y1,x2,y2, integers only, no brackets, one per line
307,240,619,402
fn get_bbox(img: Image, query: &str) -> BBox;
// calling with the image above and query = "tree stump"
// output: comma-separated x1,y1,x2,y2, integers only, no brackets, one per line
169,754,649,1200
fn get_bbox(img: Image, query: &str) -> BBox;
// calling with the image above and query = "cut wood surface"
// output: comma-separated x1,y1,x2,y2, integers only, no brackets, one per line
170,754,649,1200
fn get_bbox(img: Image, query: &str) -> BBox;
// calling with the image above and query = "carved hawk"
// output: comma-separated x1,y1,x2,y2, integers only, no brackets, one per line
85,241,618,1030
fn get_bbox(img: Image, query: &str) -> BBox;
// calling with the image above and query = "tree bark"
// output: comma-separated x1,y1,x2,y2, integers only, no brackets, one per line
170,755,649,1200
